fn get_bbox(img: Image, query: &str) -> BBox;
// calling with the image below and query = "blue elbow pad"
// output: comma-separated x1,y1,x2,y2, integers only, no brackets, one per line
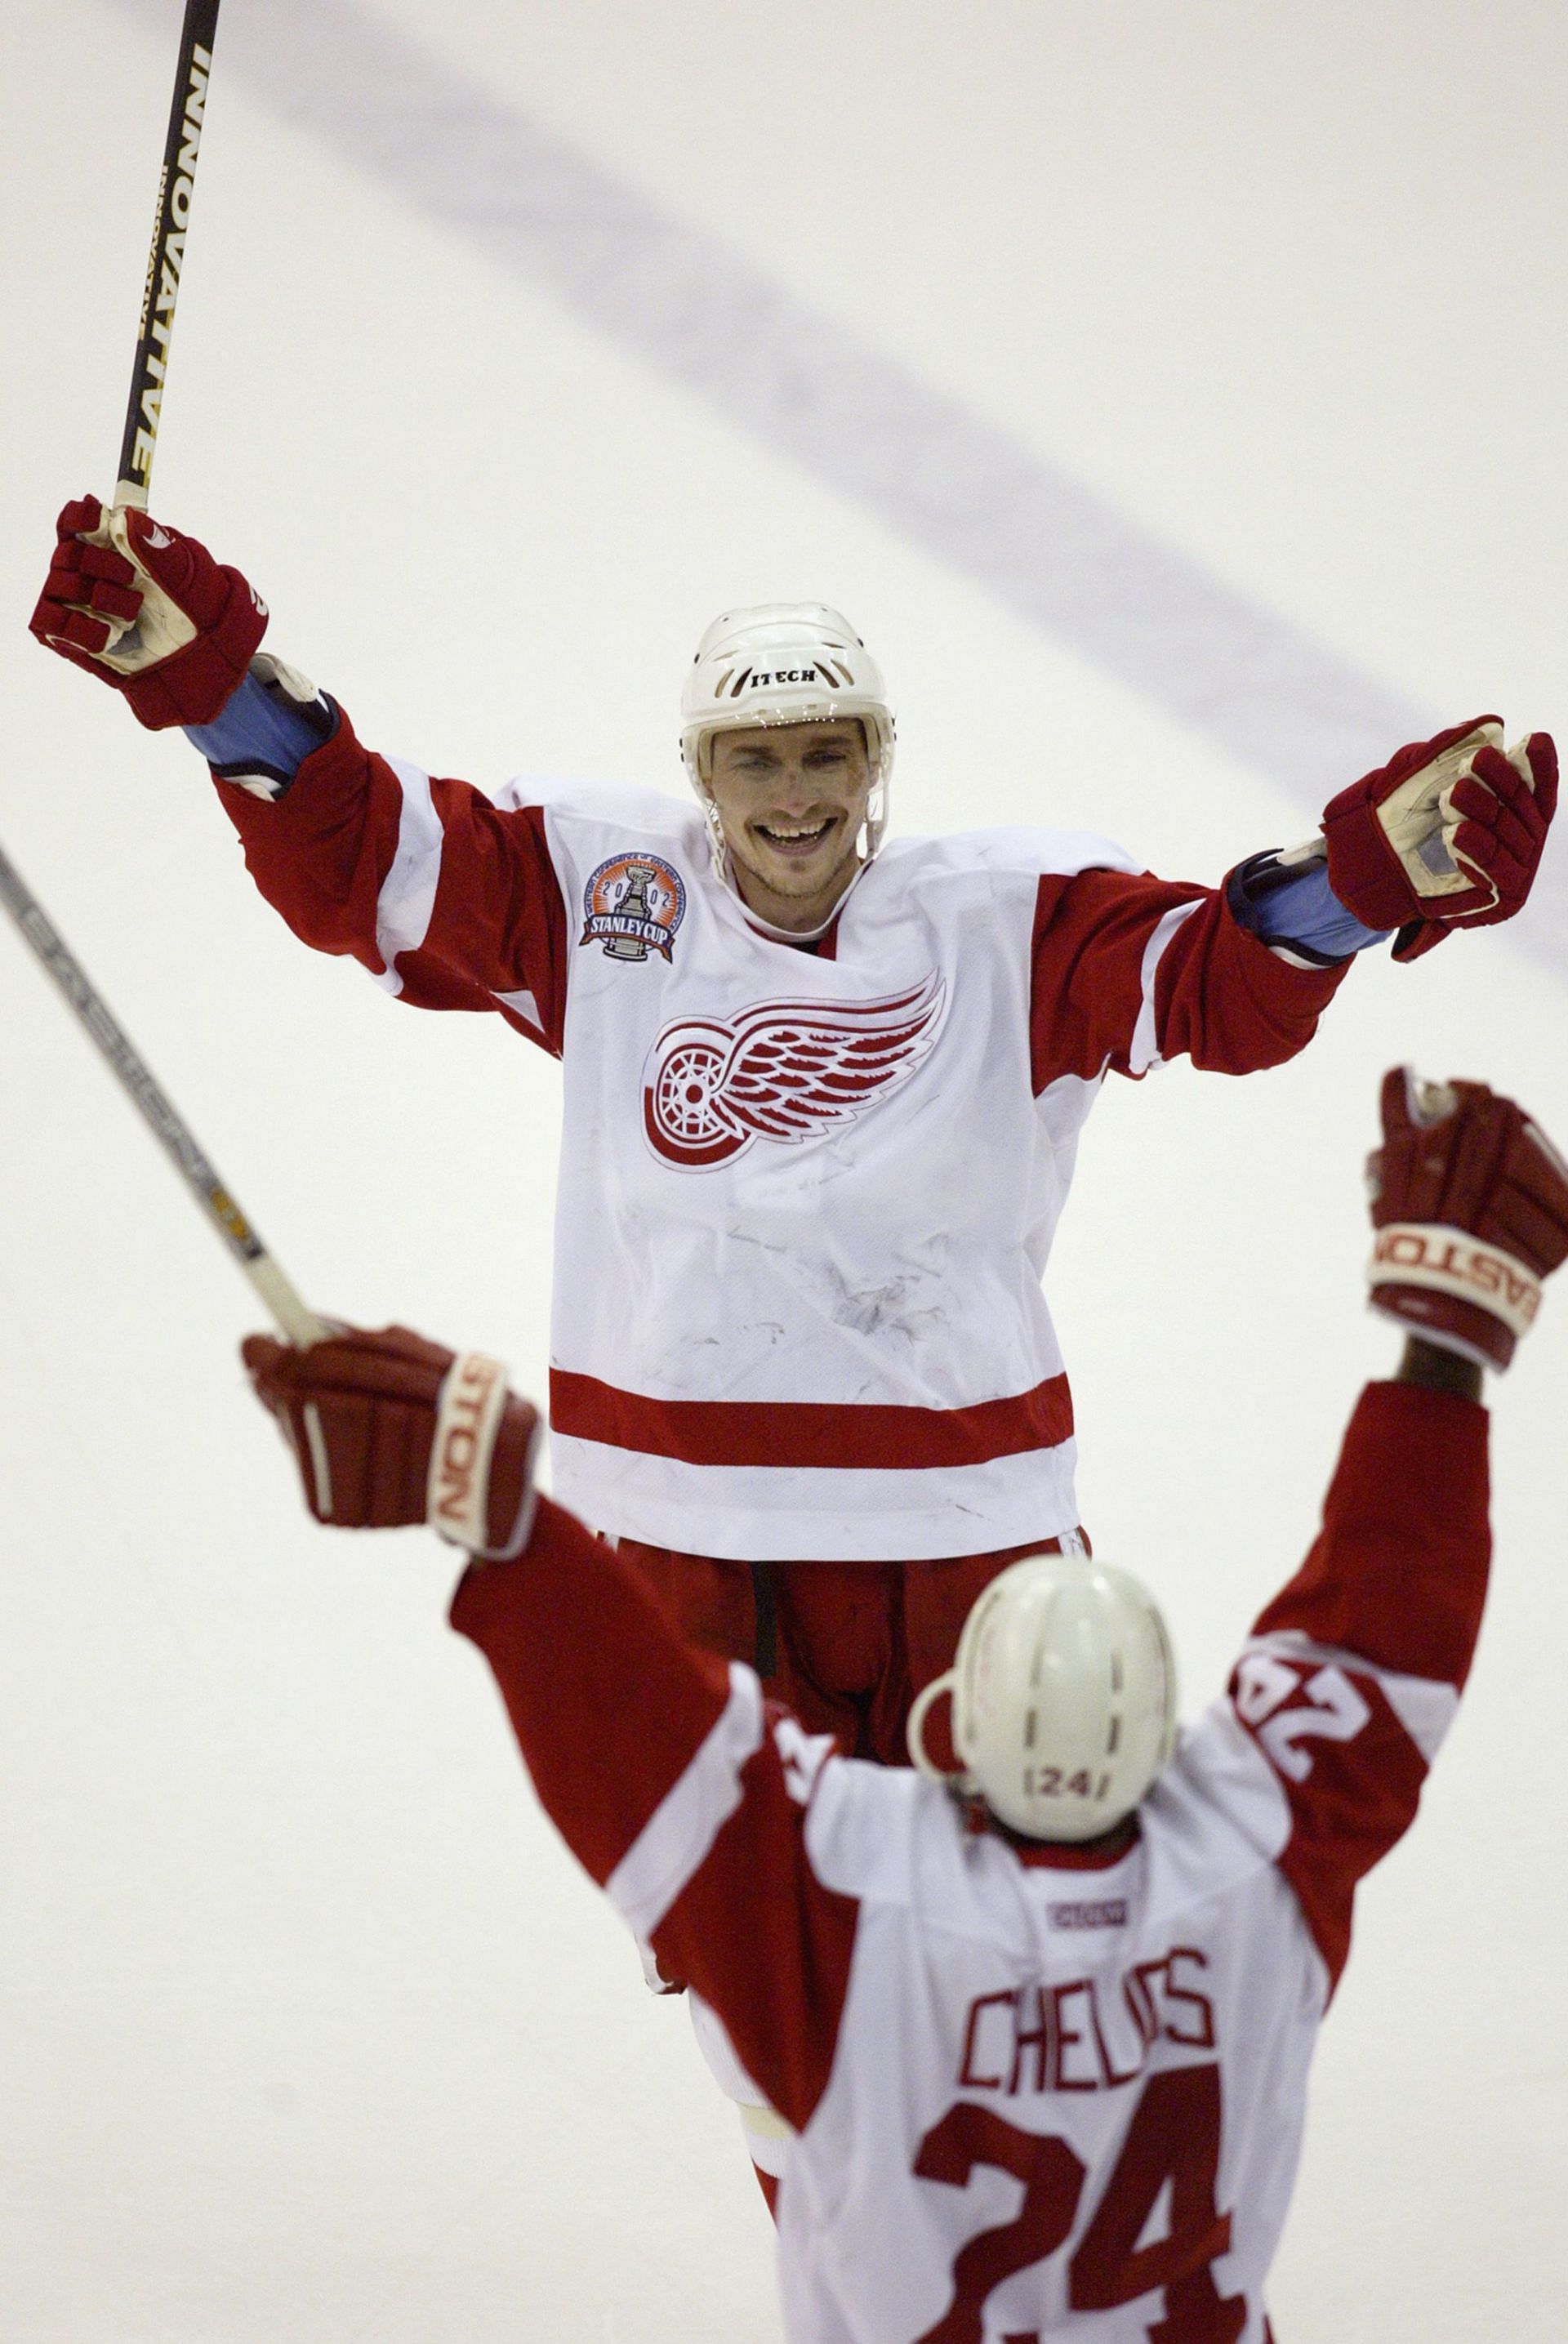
1228,850,1392,963
185,660,336,800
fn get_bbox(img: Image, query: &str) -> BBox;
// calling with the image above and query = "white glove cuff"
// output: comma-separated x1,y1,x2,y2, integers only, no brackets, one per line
1368,1223,1542,1340
428,1352,510,1550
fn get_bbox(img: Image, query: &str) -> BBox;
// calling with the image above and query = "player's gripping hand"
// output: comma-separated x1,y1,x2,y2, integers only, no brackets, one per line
1321,718,1557,960
29,493,267,729
243,1324,541,1559
1365,1068,1568,1370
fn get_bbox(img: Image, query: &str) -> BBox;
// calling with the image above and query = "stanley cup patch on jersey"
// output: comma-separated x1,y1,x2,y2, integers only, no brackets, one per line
580,853,688,962
642,974,947,1169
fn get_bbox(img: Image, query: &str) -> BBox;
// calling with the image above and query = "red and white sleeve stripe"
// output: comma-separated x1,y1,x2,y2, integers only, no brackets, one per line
1029,867,1351,1094
603,1665,766,1939
216,699,570,1054
1214,1379,1490,1990
449,1499,858,2131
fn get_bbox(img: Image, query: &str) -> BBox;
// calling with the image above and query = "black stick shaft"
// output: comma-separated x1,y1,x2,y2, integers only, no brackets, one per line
0,840,325,1344
114,0,223,510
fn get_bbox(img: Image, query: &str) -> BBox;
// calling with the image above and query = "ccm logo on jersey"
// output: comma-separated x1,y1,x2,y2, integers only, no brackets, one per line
1048,1899,1129,1931
643,974,947,1170
580,853,687,964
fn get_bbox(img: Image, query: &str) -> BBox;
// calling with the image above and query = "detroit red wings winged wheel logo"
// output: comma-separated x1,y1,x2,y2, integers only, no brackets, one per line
643,974,947,1169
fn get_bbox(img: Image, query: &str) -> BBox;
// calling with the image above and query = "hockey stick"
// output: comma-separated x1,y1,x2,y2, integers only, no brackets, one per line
5,1,324,1344
0,844,326,1345
114,0,222,512
6,4,323,1340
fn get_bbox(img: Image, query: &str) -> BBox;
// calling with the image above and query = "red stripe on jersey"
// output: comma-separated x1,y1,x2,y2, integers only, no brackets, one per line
452,1500,859,2132
1252,1380,1491,1691
1028,868,1348,1094
450,1497,736,1888
1236,1378,1491,1992
215,704,571,1054
548,1369,1075,1469
652,1729,859,2132
1233,1659,1431,1993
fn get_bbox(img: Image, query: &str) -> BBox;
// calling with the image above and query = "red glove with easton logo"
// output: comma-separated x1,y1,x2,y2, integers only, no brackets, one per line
1366,1068,1568,1370
1321,717,1557,960
30,493,267,729
243,1325,541,1558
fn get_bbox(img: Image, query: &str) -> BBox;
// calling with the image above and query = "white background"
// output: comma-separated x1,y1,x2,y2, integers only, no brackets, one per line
2,3,1565,2337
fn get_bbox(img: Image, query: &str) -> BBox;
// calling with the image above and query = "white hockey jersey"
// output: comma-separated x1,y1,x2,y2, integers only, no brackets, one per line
220,706,1346,1559
452,1378,1493,2342
541,787,1129,1557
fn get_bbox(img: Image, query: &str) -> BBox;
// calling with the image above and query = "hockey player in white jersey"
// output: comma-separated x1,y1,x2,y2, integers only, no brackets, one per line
242,1067,1568,2341
32,501,1560,1764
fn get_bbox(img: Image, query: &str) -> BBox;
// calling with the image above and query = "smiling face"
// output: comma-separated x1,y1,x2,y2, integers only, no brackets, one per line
706,719,874,932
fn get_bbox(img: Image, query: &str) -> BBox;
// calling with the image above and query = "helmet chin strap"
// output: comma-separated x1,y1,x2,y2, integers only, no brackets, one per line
862,768,889,859
698,760,890,926
700,787,730,885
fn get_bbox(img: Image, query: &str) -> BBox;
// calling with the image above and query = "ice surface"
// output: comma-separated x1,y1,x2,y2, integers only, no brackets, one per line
2,3,1565,2337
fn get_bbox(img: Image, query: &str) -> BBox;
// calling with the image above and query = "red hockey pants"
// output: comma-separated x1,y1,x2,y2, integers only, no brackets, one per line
617,1535,1085,1767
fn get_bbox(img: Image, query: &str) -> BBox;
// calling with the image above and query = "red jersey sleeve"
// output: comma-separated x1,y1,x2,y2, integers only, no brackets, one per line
215,700,569,1054
448,1499,858,2131
1223,1379,1490,1989
1029,868,1350,1093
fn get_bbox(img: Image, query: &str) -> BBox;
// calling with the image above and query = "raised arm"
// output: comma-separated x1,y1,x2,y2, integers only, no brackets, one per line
1027,864,1354,1087
1027,719,1557,1090
448,1500,859,2132
207,691,569,1049
30,497,570,1052
1210,1069,1568,1990
238,1316,859,2132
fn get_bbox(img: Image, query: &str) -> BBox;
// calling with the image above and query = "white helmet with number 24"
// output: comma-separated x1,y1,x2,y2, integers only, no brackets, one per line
907,1552,1179,1842
680,603,896,870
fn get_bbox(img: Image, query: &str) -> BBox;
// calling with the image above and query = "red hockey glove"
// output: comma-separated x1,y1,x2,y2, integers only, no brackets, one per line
30,493,268,729
1365,1067,1568,1370
243,1325,541,1558
1321,717,1557,961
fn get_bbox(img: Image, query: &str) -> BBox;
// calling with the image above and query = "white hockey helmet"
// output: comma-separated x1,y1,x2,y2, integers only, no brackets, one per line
679,603,896,867
907,1553,1178,1843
